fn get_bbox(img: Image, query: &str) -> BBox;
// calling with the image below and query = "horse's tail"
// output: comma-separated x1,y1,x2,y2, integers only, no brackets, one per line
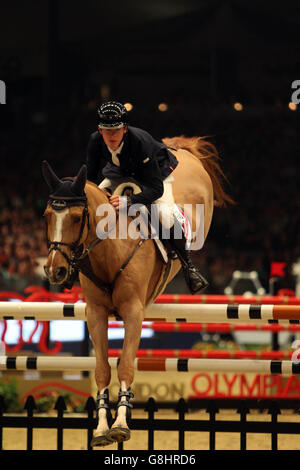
162,135,234,207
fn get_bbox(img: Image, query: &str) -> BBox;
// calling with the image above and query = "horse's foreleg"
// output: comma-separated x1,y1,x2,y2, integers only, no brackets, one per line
107,300,144,441
86,304,112,446
117,300,144,388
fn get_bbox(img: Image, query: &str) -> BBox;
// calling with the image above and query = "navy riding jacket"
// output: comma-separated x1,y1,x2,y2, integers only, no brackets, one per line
86,126,178,206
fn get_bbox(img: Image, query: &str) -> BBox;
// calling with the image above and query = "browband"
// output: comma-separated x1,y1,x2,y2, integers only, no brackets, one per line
48,195,87,210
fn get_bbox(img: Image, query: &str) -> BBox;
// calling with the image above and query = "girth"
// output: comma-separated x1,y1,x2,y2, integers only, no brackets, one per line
75,239,146,295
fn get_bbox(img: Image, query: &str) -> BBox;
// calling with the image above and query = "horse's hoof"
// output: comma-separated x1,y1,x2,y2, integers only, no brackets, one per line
90,433,114,447
106,426,131,443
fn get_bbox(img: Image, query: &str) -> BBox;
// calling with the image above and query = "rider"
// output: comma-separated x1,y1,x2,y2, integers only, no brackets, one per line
86,100,208,293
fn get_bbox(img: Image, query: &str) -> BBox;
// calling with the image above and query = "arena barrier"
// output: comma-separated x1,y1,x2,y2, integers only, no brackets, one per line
1,302,300,322
1,356,300,375
2,395,300,451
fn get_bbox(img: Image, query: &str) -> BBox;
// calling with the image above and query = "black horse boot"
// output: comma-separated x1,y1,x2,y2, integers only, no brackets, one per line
90,389,114,447
168,223,209,294
106,387,134,443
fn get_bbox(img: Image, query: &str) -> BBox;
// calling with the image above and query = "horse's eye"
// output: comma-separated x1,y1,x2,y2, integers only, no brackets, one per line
73,217,81,223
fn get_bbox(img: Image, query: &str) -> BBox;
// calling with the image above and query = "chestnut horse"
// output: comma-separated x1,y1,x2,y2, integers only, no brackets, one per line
42,135,232,446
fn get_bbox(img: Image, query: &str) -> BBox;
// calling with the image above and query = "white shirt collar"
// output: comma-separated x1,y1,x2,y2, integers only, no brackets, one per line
107,141,124,156
108,141,124,167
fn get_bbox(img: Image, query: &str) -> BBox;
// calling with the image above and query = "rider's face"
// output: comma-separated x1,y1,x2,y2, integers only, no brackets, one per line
99,126,128,151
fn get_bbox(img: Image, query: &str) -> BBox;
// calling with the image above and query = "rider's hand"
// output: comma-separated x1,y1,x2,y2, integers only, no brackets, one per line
109,195,126,211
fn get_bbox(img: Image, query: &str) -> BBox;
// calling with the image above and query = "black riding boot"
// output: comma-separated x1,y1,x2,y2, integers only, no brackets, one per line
168,224,209,294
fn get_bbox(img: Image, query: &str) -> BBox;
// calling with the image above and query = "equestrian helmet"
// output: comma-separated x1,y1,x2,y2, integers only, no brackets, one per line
97,101,128,129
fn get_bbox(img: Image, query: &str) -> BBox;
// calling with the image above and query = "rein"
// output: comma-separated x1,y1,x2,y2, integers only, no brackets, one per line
46,195,146,294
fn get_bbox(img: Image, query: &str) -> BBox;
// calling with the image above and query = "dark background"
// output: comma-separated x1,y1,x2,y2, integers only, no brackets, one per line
0,0,299,295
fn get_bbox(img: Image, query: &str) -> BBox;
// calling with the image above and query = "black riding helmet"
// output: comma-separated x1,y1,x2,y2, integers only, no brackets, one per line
97,101,128,129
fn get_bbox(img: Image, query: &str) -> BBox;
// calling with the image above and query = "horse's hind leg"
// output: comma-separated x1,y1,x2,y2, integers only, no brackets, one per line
86,303,113,447
107,299,144,443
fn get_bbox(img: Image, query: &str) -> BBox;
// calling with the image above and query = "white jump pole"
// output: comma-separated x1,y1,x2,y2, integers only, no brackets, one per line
0,302,86,320
1,302,300,323
1,356,299,375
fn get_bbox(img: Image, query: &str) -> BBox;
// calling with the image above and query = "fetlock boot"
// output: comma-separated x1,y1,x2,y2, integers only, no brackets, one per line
168,224,209,294
106,387,134,443
90,388,113,447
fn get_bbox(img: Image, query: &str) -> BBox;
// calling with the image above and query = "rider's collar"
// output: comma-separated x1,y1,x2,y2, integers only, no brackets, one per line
107,141,124,156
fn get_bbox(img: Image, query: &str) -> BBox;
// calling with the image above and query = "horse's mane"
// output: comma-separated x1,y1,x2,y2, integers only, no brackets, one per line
162,136,234,207
85,180,109,200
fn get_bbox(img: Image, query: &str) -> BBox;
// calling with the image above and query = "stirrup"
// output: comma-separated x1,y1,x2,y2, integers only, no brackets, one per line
183,265,209,294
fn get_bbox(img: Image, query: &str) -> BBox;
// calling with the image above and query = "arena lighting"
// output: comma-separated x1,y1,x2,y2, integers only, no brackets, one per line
124,102,133,111
233,102,243,111
158,102,168,112
288,101,297,111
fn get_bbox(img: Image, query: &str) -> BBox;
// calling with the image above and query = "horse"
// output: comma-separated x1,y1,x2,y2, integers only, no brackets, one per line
42,135,233,446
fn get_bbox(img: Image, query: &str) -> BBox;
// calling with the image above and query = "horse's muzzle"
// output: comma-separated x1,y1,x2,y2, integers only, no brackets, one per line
44,265,68,284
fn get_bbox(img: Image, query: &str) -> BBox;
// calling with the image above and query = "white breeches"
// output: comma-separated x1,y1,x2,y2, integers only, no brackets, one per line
99,174,175,229
153,174,175,229
98,178,114,191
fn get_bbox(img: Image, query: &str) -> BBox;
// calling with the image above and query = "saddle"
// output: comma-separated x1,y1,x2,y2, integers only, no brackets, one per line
109,177,192,264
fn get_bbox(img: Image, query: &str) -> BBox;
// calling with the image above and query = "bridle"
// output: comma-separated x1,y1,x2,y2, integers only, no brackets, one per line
45,195,101,283
45,192,146,293
47,197,88,253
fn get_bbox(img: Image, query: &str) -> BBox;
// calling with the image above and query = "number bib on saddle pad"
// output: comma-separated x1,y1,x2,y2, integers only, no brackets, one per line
172,204,193,249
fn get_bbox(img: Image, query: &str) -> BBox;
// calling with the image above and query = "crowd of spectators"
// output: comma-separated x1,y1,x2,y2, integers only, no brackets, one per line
0,98,299,294
0,203,48,293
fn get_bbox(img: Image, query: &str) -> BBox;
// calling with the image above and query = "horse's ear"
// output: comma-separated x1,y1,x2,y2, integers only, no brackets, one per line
71,165,87,196
42,160,61,192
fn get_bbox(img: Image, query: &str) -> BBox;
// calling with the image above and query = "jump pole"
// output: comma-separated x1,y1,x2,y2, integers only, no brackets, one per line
109,322,300,333
1,356,300,375
157,294,300,305
108,349,294,360
1,302,300,323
